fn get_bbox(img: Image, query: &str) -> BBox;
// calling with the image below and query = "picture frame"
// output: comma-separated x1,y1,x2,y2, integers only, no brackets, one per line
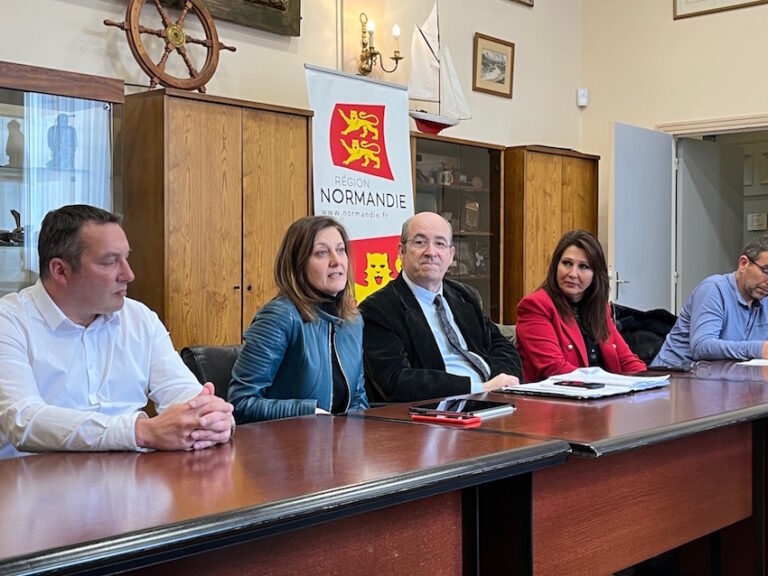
508,0,534,6
472,33,515,99
674,0,768,19
160,0,301,37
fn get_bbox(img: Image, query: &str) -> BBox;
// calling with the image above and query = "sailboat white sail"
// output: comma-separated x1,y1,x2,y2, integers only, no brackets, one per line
408,1,471,134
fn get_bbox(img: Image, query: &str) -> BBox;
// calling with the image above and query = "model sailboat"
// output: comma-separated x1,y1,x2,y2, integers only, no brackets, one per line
408,2,471,134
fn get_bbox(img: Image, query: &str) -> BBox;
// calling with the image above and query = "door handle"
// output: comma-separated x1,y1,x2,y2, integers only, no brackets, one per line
615,273,630,299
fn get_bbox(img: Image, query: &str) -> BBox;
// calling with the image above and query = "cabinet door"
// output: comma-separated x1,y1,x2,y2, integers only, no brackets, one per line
457,144,497,319
242,109,309,330
166,98,242,348
523,152,562,294
561,156,598,234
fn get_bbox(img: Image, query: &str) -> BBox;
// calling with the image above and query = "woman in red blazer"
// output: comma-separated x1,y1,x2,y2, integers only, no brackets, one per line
516,230,646,382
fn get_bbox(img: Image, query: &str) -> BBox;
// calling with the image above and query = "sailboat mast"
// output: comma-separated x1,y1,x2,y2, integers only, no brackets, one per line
436,1,441,116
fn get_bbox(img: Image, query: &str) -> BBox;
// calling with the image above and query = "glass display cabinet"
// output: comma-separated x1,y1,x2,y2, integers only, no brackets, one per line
0,61,123,297
411,133,503,321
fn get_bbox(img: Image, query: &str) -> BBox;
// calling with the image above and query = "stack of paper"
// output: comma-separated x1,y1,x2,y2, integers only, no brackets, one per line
500,367,670,399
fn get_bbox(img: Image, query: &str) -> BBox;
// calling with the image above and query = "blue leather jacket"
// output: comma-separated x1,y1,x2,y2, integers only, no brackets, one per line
228,297,369,423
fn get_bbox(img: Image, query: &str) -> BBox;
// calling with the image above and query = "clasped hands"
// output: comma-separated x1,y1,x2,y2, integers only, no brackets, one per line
135,382,235,451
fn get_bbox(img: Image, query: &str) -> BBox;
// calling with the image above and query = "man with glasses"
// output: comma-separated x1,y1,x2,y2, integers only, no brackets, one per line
652,234,768,367
359,211,522,402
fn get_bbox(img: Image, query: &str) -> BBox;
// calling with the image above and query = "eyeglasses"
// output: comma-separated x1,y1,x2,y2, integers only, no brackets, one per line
748,257,768,277
404,237,452,251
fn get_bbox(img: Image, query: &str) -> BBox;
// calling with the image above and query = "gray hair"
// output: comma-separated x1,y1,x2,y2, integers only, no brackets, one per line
742,234,768,262
399,213,454,245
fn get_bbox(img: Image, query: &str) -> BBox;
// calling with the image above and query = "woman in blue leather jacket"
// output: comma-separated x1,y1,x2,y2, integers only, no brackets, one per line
228,216,369,422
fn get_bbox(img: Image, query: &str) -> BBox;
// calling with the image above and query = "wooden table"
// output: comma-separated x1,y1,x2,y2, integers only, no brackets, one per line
0,415,568,576
363,375,768,575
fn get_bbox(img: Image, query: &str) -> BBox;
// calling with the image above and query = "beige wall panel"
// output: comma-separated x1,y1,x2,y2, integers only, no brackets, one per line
0,1,581,152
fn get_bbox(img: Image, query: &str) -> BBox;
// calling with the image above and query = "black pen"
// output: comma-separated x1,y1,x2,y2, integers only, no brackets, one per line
553,380,605,389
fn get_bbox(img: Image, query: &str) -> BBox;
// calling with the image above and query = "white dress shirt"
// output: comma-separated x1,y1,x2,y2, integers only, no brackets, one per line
401,271,490,392
0,281,203,459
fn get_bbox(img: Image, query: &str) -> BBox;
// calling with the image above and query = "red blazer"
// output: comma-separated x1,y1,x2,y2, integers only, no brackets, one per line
516,289,646,382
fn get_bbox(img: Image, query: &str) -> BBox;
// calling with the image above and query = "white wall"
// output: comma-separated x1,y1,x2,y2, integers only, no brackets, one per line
0,0,583,149
581,0,768,260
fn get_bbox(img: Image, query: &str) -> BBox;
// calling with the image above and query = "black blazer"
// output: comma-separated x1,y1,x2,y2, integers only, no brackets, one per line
359,275,522,402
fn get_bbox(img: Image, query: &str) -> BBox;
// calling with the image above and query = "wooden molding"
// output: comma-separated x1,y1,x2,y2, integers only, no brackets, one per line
505,144,600,160
0,60,124,103
410,130,506,150
155,87,313,117
657,113,768,136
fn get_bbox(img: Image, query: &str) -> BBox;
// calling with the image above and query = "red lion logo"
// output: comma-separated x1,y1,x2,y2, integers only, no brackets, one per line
330,104,394,180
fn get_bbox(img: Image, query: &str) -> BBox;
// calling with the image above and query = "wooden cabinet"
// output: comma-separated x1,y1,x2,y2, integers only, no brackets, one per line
503,145,598,323
411,133,503,322
124,89,311,349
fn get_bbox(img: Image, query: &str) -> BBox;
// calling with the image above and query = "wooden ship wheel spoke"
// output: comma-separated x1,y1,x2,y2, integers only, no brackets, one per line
105,0,235,93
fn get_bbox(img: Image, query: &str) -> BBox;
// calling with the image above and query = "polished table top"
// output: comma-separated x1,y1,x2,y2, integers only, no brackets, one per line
0,414,568,575
363,372,768,456
646,361,768,383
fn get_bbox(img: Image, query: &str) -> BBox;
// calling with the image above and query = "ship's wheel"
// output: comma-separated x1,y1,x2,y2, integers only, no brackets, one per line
105,0,235,93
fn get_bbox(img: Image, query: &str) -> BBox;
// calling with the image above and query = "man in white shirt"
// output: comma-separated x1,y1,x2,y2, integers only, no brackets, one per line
0,204,233,458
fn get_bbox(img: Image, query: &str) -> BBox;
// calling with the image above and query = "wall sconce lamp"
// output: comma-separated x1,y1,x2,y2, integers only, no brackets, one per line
358,13,403,76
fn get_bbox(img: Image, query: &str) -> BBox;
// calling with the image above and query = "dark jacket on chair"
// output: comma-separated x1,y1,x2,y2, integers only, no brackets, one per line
359,275,523,403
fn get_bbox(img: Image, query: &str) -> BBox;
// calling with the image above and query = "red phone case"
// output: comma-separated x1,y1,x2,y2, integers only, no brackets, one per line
410,414,483,427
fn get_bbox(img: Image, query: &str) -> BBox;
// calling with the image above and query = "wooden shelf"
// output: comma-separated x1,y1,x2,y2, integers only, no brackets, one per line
415,183,490,194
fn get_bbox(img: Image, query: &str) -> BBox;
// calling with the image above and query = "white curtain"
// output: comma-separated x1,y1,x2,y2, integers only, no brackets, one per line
23,93,114,274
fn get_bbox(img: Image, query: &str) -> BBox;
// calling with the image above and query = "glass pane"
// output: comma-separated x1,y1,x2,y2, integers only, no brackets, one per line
0,90,118,296
456,145,494,314
414,139,461,278
413,138,500,320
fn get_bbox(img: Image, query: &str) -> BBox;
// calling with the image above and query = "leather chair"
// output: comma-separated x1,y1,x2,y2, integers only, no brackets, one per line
180,345,243,400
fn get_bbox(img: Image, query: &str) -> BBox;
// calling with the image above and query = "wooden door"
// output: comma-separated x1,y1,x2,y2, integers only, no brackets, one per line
523,151,562,295
166,98,243,348
561,156,598,234
242,109,309,330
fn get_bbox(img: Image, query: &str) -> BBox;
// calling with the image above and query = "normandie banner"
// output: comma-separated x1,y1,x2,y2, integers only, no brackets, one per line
305,65,414,302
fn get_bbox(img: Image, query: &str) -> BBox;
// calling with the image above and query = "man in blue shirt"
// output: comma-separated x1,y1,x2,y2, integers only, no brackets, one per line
652,234,768,367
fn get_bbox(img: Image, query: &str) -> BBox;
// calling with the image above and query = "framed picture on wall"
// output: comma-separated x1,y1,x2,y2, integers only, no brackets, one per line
160,0,301,36
472,33,515,99
674,0,768,19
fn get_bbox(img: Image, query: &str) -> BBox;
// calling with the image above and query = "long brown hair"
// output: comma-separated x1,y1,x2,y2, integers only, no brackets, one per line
274,216,357,322
542,230,610,341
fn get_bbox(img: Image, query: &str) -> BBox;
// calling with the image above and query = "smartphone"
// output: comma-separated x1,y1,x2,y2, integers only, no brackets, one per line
553,380,605,389
408,398,516,419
